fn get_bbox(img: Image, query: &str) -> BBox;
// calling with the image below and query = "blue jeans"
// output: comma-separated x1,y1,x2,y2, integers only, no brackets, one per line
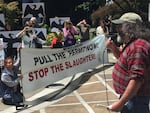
121,96,150,113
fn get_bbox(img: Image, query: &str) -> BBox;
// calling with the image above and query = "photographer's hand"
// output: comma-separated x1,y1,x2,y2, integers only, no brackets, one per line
106,38,121,59
106,38,115,50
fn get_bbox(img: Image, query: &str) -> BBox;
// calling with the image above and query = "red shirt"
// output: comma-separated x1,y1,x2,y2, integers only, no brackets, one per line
112,39,150,96
50,37,62,48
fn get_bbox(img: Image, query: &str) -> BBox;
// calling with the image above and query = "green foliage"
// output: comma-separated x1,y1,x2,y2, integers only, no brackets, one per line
41,24,51,34
46,32,64,45
75,0,106,12
46,33,54,44
74,34,80,41
91,0,150,26
0,1,21,29
75,2,90,12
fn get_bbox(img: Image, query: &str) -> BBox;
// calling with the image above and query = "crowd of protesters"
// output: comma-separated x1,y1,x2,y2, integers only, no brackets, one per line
0,13,127,106
0,16,46,106
0,15,111,105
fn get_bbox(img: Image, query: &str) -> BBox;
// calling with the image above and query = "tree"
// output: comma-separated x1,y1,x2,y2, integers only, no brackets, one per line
91,0,150,26
74,0,106,24
0,1,22,30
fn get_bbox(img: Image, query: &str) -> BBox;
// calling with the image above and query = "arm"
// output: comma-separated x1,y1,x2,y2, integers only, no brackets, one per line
1,73,20,87
13,51,20,67
72,26,78,35
34,37,46,44
76,20,83,26
63,28,70,37
108,79,142,112
13,44,21,67
16,26,29,38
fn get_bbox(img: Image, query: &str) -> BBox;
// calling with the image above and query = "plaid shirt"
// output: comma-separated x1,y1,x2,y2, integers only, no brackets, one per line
112,39,150,96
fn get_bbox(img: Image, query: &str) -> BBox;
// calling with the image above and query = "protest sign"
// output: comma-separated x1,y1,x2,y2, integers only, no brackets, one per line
21,35,108,94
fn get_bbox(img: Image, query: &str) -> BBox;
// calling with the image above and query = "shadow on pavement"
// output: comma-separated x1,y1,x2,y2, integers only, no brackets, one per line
15,63,114,113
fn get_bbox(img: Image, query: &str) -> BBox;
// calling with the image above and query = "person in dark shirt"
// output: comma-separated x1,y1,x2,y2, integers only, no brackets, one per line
76,19,90,42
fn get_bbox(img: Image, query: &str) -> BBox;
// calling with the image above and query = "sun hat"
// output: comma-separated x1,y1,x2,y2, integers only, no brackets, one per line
111,12,142,24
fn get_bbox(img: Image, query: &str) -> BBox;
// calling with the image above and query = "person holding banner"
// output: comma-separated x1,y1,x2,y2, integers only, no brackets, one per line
0,45,24,105
63,20,78,47
106,12,150,113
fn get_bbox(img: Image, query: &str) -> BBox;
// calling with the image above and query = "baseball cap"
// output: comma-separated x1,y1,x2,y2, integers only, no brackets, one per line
111,12,142,24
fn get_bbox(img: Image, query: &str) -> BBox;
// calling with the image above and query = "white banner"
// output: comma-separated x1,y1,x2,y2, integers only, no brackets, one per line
21,36,108,94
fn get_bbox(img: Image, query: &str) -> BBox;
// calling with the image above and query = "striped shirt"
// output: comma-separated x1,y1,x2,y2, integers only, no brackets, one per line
112,39,150,96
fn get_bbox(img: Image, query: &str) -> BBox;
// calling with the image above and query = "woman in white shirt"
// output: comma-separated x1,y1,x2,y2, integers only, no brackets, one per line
96,20,109,36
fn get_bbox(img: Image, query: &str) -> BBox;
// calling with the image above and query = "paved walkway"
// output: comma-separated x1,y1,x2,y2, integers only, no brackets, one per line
0,52,119,113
